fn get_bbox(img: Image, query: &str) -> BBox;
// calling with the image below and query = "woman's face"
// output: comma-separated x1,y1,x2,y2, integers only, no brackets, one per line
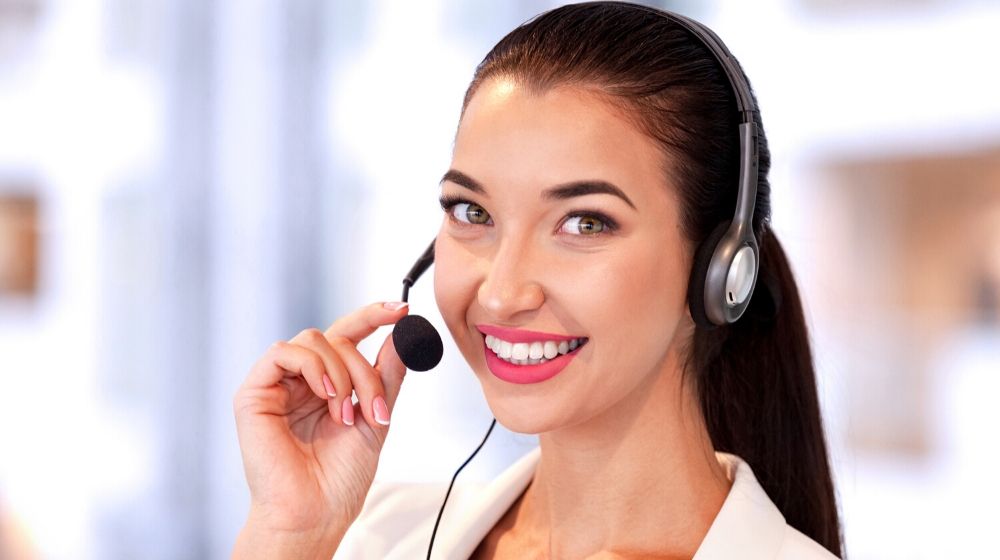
433,78,694,434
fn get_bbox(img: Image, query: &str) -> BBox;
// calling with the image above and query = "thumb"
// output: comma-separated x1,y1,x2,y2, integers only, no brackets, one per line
374,332,407,410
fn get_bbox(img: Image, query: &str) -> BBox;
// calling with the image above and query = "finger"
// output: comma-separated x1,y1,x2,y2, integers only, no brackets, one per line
374,333,407,411
243,341,330,404
329,336,390,428
324,301,410,345
289,328,354,425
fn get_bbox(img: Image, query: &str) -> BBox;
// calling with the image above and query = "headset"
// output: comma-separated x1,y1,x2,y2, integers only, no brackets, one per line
384,4,762,557
627,5,762,329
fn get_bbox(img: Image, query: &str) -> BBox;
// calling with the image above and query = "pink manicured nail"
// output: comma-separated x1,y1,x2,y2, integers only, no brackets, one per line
322,375,336,398
341,398,355,426
373,395,390,426
383,301,409,311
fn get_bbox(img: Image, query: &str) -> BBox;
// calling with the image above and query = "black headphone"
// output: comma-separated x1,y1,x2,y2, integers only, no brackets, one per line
632,6,763,330
383,4,762,557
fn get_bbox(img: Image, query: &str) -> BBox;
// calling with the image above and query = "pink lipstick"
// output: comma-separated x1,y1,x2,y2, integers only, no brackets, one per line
476,324,587,384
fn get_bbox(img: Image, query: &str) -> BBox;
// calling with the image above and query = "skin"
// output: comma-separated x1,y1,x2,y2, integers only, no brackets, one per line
232,303,412,559
433,77,733,559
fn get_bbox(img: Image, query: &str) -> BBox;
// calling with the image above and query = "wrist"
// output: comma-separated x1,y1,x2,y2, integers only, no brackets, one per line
232,510,347,560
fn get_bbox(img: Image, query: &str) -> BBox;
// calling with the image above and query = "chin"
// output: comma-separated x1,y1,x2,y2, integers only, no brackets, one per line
472,370,572,435
488,404,559,435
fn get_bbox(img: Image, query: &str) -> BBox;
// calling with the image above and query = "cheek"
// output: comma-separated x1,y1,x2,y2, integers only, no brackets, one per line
433,232,480,339
622,237,689,341
576,235,689,373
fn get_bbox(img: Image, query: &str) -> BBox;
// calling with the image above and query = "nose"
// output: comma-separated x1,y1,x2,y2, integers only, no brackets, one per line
477,238,545,322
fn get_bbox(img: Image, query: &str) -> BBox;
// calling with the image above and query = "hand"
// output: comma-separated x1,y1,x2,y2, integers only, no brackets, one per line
232,301,411,549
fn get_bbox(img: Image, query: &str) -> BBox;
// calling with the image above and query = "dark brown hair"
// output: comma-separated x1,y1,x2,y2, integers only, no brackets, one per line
458,1,843,556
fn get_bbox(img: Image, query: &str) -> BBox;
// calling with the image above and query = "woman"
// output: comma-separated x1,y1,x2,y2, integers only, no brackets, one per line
232,2,843,558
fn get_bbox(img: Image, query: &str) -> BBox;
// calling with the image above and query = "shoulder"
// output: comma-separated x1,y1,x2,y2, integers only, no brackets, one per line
694,452,840,560
776,525,840,559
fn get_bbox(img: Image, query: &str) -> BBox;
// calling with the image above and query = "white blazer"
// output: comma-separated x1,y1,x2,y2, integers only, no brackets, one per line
334,447,838,559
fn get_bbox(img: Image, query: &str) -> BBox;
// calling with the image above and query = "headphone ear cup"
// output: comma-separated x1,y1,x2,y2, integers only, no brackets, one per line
687,221,732,330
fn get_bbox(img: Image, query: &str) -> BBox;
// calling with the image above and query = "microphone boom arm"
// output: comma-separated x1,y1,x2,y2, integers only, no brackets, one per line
402,238,436,302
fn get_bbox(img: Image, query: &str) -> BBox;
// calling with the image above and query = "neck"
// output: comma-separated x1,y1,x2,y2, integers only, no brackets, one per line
516,341,731,559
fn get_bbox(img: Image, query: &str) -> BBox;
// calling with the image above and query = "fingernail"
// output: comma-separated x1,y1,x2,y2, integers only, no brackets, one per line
373,395,390,426
383,301,409,311
322,375,336,398
342,398,355,426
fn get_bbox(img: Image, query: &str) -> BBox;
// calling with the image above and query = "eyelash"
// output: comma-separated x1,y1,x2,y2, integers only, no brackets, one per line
438,195,620,236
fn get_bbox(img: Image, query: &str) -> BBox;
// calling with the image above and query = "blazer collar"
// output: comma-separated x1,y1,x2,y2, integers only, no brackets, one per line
434,447,787,560
692,452,787,560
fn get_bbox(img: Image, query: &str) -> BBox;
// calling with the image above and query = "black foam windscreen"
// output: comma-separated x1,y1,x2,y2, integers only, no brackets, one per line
391,314,444,372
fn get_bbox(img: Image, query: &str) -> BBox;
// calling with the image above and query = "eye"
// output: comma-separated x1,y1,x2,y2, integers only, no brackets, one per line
560,214,614,236
440,196,492,226
454,202,491,225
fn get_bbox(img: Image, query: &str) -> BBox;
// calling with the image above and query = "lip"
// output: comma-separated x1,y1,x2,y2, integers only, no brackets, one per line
480,334,586,385
476,324,585,344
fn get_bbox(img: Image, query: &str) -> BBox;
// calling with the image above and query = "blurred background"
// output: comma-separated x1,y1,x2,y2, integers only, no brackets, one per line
0,0,997,558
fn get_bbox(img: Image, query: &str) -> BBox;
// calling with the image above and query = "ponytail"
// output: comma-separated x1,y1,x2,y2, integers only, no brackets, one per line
689,228,843,557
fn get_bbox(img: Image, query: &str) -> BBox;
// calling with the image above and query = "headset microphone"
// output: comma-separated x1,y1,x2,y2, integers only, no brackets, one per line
387,237,497,560
391,239,444,371
392,315,442,372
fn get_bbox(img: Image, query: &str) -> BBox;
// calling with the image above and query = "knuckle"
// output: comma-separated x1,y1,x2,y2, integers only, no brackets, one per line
361,361,381,381
327,362,348,382
306,352,325,373
303,328,326,344
267,340,288,355
232,392,258,417
357,371,382,394
328,335,351,349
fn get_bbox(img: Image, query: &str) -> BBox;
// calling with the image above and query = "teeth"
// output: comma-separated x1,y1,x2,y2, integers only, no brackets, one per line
485,333,587,365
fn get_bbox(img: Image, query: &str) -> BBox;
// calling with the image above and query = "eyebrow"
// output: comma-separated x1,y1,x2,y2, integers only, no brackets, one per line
440,169,637,210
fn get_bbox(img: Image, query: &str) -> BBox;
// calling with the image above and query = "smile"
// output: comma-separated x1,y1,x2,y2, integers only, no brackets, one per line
484,334,587,365
476,324,588,384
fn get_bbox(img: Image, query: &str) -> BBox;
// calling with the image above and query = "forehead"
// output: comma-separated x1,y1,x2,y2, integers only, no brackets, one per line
452,78,669,196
